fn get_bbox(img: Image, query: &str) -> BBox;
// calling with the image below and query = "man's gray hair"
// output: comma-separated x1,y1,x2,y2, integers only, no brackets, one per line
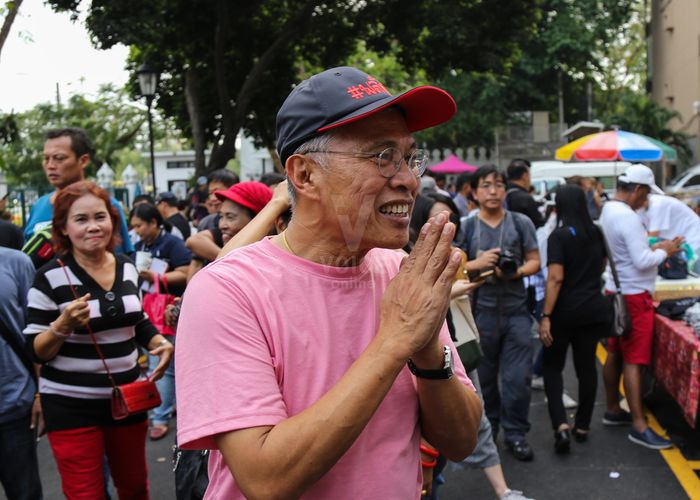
286,132,335,208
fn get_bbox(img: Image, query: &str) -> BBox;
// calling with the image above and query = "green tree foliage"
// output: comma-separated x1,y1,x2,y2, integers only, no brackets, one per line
507,0,636,124
0,85,177,186
414,0,640,154
46,0,539,175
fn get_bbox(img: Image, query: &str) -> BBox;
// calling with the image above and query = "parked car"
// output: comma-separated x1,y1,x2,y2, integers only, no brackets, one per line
666,165,700,199
531,160,633,198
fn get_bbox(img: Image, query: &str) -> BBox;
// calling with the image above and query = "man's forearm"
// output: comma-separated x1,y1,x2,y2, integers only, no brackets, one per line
417,377,481,460
186,233,220,261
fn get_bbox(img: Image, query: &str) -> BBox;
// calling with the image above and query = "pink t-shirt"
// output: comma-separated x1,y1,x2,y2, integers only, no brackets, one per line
175,237,473,499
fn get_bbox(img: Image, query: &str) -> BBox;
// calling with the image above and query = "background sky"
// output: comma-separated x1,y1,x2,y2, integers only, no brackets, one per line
0,0,129,113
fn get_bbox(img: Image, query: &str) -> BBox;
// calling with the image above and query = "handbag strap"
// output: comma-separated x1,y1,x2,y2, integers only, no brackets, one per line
150,272,169,296
597,225,622,294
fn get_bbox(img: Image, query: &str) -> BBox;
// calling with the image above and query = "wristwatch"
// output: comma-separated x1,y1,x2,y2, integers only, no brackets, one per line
407,345,454,380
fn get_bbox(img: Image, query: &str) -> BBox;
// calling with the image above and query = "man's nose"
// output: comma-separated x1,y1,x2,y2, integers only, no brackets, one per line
390,160,419,191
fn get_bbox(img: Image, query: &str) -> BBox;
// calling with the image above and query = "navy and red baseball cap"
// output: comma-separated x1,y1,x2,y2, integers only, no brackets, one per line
275,66,457,167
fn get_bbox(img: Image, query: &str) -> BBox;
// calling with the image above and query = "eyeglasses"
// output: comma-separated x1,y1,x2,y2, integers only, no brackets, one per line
477,181,506,191
306,147,429,178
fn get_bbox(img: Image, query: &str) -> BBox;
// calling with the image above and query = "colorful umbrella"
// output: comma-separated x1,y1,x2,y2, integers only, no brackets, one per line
429,154,478,174
555,130,677,162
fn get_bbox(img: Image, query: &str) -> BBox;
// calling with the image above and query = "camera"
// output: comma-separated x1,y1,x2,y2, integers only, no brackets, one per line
498,250,519,278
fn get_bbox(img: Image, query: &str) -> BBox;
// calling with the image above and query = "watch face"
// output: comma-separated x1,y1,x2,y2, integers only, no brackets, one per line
443,345,453,370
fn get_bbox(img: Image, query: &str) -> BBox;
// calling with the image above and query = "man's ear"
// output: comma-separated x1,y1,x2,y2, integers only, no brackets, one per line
286,154,323,202
78,154,90,171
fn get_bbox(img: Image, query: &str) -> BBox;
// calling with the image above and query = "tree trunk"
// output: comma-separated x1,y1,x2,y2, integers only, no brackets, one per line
207,0,321,171
0,0,24,63
185,67,207,176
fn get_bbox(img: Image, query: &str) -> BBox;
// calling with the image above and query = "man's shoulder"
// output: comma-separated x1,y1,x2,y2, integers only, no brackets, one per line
0,246,33,269
509,211,536,231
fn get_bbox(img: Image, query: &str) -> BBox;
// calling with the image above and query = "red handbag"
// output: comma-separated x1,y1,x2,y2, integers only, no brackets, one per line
57,259,162,420
142,273,176,336
111,379,162,420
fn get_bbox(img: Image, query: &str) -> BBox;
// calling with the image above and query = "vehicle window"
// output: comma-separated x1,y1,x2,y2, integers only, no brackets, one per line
546,180,561,191
684,175,700,187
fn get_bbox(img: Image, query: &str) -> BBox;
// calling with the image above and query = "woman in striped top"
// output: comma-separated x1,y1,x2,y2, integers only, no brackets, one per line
24,181,173,499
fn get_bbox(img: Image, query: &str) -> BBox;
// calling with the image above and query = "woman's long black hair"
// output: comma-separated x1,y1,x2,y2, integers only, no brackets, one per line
406,193,461,251
554,184,597,241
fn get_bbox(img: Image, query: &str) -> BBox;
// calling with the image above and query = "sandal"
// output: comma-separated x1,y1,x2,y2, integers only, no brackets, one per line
149,424,169,441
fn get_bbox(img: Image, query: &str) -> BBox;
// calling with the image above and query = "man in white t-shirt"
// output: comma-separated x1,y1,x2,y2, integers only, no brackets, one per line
599,164,681,450
176,67,481,499
641,194,700,272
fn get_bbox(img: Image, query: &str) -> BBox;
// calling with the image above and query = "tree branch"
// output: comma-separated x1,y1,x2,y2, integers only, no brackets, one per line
208,0,321,170
0,0,24,63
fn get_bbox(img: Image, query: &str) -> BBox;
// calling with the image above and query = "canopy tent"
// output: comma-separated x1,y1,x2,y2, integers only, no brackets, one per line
429,155,478,174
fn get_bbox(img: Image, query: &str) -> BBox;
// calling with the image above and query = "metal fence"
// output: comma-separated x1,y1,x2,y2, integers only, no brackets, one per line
6,186,131,230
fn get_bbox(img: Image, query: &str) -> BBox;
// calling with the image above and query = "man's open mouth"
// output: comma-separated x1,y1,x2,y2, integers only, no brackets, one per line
378,202,410,217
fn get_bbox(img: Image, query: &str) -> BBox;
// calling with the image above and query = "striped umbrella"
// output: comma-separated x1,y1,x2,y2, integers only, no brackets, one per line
555,130,677,162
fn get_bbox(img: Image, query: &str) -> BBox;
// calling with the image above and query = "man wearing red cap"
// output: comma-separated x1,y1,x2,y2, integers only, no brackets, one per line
176,67,481,499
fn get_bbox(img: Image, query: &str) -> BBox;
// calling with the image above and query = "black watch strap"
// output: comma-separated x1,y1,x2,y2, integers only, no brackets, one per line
407,346,453,380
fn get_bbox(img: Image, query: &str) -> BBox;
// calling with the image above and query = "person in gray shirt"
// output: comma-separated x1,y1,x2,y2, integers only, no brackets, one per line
460,165,540,462
0,247,42,499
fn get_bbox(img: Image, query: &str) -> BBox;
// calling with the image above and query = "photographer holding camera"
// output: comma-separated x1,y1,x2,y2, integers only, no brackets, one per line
460,165,541,461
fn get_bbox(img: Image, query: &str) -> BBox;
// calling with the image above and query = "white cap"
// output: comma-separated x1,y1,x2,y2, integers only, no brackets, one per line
618,164,664,194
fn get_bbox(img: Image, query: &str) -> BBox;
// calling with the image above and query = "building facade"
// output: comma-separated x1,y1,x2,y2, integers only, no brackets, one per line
650,0,700,164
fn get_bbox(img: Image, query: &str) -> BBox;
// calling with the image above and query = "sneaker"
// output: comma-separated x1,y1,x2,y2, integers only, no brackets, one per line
505,439,534,461
602,410,632,426
531,376,544,390
500,489,535,500
628,428,673,450
562,392,578,409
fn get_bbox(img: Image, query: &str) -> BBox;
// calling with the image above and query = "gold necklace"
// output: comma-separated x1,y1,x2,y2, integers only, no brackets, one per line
281,230,296,255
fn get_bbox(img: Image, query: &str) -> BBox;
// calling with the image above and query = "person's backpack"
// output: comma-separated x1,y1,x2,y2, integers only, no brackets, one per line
22,225,55,269
658,253,688,280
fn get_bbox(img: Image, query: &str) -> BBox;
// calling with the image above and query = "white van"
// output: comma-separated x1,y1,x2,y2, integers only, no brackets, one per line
530,160,633,197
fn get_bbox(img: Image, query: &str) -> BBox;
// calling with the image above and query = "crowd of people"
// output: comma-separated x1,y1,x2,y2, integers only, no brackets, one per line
0,65,697,500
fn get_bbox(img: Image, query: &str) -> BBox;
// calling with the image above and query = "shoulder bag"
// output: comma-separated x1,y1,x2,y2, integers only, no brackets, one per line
598,227,632,338
57,259,161,419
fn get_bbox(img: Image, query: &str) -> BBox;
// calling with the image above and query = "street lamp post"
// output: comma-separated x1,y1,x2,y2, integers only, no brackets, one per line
137,63,158,194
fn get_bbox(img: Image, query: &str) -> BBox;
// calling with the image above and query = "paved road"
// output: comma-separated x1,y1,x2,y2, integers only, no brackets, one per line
440,350,688,499
3,344,693,500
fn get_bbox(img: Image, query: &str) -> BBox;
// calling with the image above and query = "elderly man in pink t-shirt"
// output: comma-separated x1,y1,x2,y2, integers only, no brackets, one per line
176,66,482,499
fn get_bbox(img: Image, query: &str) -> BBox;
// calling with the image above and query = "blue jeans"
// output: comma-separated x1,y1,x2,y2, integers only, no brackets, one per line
0,413,43,499
149,335,176,426
475,308,533,443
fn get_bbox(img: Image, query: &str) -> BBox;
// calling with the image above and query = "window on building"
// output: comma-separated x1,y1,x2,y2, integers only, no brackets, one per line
167,160,195,169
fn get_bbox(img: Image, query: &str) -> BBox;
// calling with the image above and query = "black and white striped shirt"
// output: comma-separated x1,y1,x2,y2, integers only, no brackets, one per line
24,253,158,430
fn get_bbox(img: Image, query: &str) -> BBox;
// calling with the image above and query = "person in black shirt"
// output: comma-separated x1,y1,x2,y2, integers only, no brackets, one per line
156,192,191,240
0,218,23,250
538,184,611,453
506,159,544,228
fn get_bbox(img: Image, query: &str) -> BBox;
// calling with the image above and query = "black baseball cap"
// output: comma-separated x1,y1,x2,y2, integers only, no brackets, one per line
276,66,456,167
155,192,177,204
